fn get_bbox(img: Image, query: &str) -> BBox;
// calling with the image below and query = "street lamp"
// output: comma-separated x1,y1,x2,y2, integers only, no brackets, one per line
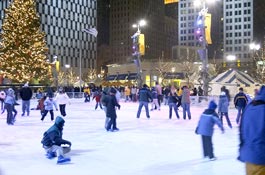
194,0,215,96
226,55,236,61
131,19,146,88
79,28,98,92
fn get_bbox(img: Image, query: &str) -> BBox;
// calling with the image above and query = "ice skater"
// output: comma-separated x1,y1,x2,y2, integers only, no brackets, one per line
105,88,121,132
41,116,71,164
150,87,160,111
136,84,152,119
55,87,70,117
218,91,232,128
93,90,103,110
168,92,181,119
234,87,248,124
195,100,224,161
41,95,58,121
4,88,16,125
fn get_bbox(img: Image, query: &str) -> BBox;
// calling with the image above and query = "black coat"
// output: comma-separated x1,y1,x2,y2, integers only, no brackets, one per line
106,95,120,119
19,87,33,100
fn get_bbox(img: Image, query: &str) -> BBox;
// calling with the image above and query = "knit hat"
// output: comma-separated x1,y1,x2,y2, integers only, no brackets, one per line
208,100,217,110
110,87,117,94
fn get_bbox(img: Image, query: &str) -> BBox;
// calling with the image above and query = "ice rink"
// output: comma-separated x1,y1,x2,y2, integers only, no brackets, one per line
0,98,245,175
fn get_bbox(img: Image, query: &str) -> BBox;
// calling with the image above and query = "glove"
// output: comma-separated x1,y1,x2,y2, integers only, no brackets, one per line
118,105,121,110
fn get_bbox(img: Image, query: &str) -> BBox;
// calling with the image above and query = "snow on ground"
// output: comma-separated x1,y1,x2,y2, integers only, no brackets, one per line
0,98,245,175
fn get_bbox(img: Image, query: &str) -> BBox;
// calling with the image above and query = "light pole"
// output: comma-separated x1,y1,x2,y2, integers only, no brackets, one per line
194,0,213,96
79,28,98,92
132,19,146,88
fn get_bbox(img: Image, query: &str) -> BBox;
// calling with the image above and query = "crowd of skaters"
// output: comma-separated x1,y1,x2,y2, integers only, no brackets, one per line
1,82,265,173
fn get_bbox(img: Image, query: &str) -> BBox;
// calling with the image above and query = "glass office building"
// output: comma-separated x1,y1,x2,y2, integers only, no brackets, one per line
0,0,97,72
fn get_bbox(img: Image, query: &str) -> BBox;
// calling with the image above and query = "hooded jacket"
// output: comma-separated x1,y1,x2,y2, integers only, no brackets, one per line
196,109,224,136
41,116,71,147
238,85,265,165
218,92,229,113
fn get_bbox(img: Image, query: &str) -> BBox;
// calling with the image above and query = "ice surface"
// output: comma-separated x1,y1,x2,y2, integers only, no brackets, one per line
0,98,245,175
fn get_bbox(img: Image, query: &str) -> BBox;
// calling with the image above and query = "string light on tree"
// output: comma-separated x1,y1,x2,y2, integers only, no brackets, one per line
0,0,51,83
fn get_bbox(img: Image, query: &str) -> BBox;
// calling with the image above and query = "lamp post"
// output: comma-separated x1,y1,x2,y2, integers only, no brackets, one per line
132,19,146,88
79,28,98,92
194,0,214,96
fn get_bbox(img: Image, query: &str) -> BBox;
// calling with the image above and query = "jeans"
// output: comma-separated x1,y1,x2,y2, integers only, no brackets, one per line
182,103,191,119
59,104,66,116
44,145,71,157
169,103,179,119
95,102,103,110
5,103,14,124
220,112,232,128
41,110,54,121
137,101,150,118
202,135,214,158
22,100,30,115
236,106,245,124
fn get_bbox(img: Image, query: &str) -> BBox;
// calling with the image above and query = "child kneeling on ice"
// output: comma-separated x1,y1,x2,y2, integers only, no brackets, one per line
41,116,72,164
195,100,224,161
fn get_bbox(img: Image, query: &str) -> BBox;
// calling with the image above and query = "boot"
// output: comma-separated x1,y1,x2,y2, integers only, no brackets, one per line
57,155,71,164
46,152,57,159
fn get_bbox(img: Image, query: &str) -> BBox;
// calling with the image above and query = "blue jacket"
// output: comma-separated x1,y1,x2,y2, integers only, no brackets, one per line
138,87,152,102
151,89,158,99
196,109,224,136
238,86,265,165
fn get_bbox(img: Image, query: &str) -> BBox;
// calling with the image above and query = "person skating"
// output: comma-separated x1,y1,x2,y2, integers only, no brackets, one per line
0,90,6,113
41,95,58,121
238,85,265,175
150,87,160,111
4,88,16,125
105,88,121,132
93,90,103,110
136,84,152,119
195,100,224,161
234,87,248,124
218,91,232,128
168,92,181,119
41,116,71,164
55,87,70,117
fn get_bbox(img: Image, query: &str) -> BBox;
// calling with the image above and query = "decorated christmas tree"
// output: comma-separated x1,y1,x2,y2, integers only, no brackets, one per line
0,0,51,83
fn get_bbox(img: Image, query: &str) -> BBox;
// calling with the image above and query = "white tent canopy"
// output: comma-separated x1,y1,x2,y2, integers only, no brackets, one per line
209,69,259,97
